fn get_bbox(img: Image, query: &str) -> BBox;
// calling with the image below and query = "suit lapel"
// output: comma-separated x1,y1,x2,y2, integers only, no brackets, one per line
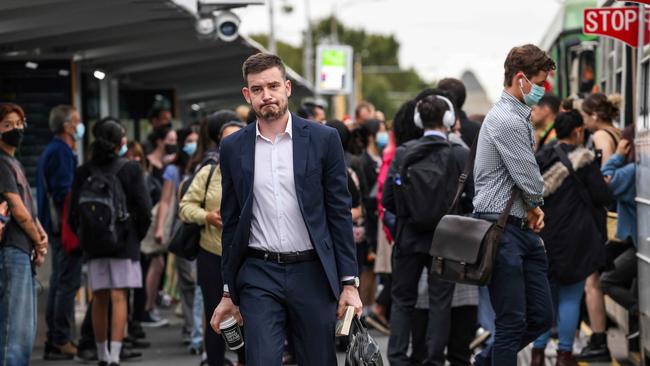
240,124,256,198
292,115,309,205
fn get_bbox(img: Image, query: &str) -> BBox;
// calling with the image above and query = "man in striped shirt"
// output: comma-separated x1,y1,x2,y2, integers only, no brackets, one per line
472,44,556,366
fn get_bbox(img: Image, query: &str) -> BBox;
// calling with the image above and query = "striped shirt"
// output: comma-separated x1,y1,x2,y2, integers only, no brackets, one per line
473,91,544,219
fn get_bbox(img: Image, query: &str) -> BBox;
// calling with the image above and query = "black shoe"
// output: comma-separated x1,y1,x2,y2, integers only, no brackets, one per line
123,335,151,349
108,363,119,366
44,341,75,361
98,362,108,366
75,347,98,363
576,333,611,362
120,348,142,362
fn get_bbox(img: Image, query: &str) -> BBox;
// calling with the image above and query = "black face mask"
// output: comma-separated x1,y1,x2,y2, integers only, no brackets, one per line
0,128,25,148
164,144,178,155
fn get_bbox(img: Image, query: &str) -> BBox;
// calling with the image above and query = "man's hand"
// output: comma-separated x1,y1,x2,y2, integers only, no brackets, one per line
617,139,631,157
36,220,48,253
210,296,242,335
33,250,46,267
337,286,363,318
527,207,545,233
206,209,223,228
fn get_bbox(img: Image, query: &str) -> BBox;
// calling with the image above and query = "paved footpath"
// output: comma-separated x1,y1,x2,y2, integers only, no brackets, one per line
30,308,628,366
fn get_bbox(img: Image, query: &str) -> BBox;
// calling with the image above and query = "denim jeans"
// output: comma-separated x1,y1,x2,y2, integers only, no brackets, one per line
191,285,203,350
533,280,585,352
476,286,495,362
475,224,554,366
45,234,83,345
0,246,37,366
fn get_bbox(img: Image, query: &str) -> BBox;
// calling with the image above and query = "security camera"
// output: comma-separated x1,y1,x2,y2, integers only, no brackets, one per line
195,16,216,39
215,10,240,42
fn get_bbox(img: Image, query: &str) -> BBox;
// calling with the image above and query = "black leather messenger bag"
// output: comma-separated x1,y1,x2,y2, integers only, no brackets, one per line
429,140,517,286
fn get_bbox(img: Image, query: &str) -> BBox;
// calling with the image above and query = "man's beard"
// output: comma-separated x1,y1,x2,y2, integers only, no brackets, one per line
255,100,288,121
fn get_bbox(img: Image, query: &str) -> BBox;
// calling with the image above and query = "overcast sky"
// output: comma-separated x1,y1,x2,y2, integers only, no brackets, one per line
177,0,563,102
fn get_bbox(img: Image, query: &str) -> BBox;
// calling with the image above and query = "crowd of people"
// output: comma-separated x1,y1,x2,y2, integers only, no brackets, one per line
0,44,642,366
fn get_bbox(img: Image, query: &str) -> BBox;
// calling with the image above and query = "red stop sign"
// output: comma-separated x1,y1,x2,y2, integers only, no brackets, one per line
584,7,650,47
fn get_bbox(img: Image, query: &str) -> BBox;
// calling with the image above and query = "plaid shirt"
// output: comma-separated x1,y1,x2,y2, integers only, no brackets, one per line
473,91,544,219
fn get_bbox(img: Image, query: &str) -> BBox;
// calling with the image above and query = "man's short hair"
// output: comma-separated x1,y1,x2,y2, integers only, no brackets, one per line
503,44,556,87
49,105,76,134
537,95,561,115
148,106,170,121
437,78,467,110
242,53,287,83
355,101,375,118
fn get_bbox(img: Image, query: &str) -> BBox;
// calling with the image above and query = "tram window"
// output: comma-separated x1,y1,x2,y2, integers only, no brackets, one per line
579,50,596,94
615,71,623,94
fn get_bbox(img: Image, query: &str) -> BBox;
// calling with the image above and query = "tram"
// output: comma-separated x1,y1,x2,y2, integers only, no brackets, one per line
541,0,650,364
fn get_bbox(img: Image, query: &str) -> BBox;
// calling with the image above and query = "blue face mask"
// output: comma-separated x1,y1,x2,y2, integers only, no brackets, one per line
118,144,128,157
74,123,85,141
182,142,197,156
520,76,545,107
376,132,389,149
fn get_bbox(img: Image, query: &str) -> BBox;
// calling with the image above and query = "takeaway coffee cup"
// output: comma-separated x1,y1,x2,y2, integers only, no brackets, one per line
220,316,244,350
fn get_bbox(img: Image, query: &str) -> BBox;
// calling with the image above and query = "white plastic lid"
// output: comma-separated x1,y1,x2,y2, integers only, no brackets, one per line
220,316,237,329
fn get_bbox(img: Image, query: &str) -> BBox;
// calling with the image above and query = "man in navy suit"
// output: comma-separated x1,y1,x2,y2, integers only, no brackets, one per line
210,53,362,365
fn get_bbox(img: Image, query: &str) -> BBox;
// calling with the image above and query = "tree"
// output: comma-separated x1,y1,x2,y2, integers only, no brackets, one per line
251,16,431,119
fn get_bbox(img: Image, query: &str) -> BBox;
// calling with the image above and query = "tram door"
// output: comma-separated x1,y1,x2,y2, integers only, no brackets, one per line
568,42,598,97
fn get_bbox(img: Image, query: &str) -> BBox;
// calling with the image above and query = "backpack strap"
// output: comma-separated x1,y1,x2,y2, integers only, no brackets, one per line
553,144,604,236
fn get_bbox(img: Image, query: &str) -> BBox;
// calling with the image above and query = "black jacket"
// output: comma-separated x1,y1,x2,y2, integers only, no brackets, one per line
382,135,474,254
70,159,152,260
536,143,613,284
459,111,481,147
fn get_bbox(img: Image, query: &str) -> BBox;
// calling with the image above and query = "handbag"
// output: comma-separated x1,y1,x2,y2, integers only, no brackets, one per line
168,164,216,260
345,316,384,366
429,139,517,286
60,192,79,255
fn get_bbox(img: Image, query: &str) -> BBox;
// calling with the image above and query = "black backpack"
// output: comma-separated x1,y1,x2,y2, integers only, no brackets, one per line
394,139,458,232
78,159,130,257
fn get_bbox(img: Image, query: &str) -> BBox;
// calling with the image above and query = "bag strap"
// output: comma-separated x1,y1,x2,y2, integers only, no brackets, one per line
448,136,517,227
553,144,603,236
200,165,217,210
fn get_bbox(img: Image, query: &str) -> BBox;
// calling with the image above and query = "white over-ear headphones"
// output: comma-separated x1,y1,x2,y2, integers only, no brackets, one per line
413,95,456,130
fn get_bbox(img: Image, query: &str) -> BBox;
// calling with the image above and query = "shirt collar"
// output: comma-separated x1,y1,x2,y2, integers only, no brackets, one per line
255,113,293,140
423,130,447,140
501,90,532,121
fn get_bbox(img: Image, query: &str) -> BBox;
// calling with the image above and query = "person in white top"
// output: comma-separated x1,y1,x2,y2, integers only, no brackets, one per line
210,53,362,366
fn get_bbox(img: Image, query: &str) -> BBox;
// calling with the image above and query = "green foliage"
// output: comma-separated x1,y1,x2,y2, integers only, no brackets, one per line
251,16,431,119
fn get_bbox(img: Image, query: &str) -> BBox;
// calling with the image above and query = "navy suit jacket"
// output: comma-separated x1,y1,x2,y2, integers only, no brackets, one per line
219,113,358,305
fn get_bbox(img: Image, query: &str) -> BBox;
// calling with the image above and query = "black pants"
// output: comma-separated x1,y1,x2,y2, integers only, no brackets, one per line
601,247,638,311
132,254,151,322
197,248,245,365
387,249,455,366
375,274,392,320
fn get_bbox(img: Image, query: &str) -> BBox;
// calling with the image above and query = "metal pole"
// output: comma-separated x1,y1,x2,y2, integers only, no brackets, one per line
303,0,314,88
638,4,645,126
331,4,338,44
268,0,277,54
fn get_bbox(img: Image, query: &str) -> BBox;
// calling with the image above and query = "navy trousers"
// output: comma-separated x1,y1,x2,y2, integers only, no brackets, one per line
475,224,553,366
236,257,338,366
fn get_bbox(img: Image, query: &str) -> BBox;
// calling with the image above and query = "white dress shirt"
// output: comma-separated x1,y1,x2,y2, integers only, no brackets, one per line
248,114,313,253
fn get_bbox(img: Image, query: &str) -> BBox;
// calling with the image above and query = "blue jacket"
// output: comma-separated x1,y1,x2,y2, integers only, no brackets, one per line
219,114,357,305
602,153,637,246
36,137,77,234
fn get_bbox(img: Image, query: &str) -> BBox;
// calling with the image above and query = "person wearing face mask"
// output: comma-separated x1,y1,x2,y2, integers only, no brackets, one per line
472,44,556,366
531,110,613,366
69,120,152,366
36,105,86,360
0,103,48,365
